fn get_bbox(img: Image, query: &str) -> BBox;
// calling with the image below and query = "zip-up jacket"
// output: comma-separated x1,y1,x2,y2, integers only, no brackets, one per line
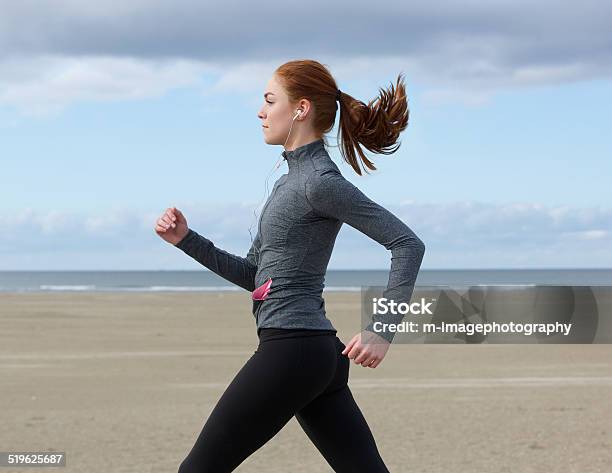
174,138,426,343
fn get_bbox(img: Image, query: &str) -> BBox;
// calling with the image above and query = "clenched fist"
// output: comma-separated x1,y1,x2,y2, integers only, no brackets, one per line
155,207,189,246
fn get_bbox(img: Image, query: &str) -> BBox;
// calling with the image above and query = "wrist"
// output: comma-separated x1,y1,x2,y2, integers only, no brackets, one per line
174,227,193,248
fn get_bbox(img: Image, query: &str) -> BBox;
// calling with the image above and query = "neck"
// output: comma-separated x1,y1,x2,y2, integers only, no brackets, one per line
283,129,322,152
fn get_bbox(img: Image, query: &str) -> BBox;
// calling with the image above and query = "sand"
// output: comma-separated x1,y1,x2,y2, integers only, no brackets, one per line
1,292,611,472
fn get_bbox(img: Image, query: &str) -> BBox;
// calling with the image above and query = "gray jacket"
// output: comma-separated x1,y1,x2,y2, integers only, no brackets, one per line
174,138,426,342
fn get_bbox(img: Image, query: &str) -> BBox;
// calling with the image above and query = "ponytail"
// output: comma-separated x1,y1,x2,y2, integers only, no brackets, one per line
337,73,409,175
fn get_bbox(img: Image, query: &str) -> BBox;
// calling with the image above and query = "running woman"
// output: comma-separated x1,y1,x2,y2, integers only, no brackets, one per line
155,59,426,472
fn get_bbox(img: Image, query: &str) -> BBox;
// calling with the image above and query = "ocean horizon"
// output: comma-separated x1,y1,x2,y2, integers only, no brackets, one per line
1,269,611,293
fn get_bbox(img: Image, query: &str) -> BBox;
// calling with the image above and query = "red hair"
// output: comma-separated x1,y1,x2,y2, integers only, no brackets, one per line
274,59,409,176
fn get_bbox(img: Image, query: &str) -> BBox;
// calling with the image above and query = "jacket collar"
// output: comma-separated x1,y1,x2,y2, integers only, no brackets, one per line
282,138,327,171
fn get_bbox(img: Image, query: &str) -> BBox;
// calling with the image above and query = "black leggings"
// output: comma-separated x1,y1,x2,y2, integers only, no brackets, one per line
178,328,390,472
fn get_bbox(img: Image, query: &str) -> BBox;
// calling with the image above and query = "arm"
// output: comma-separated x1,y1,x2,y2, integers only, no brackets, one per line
174,228,260,292
305,169,426,343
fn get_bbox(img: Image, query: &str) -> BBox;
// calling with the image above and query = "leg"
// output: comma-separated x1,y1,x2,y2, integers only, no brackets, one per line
295,338,390,473
178,336,336,473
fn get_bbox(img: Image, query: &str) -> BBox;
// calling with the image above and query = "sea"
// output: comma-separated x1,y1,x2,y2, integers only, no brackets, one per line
0,269,611,293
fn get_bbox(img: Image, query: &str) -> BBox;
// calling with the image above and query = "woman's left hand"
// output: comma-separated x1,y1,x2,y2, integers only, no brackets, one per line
341,331,391,368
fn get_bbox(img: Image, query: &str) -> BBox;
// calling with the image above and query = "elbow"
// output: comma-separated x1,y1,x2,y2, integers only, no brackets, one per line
398,232,426,255
416,237,426,258
412,237,426,264
394,233,426,264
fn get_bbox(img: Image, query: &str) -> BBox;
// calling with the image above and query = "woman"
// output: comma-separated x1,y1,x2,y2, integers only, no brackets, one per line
155,59,426,473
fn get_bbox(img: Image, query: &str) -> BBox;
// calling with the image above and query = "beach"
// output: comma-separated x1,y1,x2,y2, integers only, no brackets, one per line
1,291,611,472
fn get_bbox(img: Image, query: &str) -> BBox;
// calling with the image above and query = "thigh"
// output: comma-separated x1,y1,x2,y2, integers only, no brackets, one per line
179,337,334,473
295,338,390,473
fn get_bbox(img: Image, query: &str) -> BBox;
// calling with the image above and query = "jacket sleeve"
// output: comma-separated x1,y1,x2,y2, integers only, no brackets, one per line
305,169,426,343
174,228,260,292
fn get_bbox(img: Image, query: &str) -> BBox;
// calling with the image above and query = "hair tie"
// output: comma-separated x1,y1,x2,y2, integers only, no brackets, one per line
336,89,342,101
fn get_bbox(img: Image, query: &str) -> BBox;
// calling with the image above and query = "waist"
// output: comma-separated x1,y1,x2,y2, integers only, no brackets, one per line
258,327,337,343
254,273,326,294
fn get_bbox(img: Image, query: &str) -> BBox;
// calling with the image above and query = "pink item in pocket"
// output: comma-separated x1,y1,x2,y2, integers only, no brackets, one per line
252,277,272,301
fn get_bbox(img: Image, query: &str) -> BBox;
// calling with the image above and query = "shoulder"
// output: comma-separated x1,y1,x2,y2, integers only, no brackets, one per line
304,165,362,212
305,153,343,185
305,167,342,195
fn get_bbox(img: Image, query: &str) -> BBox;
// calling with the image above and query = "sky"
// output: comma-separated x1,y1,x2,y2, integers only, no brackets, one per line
1,0,611,270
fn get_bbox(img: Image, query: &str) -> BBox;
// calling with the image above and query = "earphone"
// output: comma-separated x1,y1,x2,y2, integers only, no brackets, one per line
279,109,302,166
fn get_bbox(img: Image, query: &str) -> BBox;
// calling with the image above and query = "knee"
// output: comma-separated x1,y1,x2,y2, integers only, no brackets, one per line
177,458,191,473
178,455,220,473
178,457,200,473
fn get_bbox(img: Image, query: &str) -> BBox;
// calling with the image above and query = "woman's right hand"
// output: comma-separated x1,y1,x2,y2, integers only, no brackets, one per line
155,206,189,245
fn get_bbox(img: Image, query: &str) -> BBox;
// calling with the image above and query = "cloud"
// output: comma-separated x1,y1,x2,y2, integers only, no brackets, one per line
0,54,214,116
0,0,610,114
1,201,610,269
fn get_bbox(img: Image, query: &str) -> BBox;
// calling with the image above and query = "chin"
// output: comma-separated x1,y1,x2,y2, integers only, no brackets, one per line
262,134,281,145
